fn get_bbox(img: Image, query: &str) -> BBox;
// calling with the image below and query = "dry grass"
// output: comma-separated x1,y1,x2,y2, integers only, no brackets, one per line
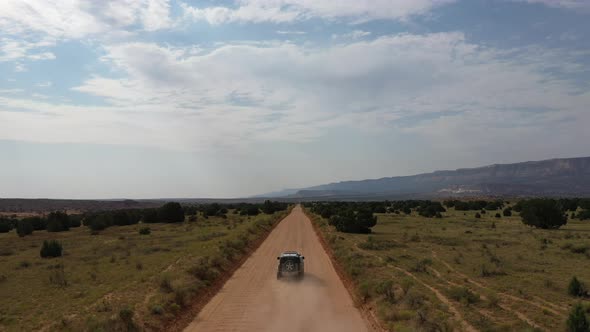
0,210,289,331
307,205,590,331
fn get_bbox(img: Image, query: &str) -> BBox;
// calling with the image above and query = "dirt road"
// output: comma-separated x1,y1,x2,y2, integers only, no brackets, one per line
184,206,369,332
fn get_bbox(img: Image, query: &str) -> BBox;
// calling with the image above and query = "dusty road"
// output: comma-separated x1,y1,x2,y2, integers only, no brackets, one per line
184,205,369,332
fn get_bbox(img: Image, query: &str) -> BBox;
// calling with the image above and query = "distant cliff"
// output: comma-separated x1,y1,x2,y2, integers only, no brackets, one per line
266,157,590,200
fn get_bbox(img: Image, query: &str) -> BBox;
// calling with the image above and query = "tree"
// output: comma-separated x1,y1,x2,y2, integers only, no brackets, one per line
203,203,221,218
112,211,131,226
567,303,589,332
68,214,83,228
418,203,445,218
23,216,48,230
374,205,387,214
242,204,260,216
40,240,63,258
158,202,185,223
475,213,481,219
262,200,276,214
503,208,512,217
47,211,70,232
142,209,159,223
16,219,33,237
329,209,377,234
520,199,567,229
0,217,14,233
85,213,112,231
578,210,590,221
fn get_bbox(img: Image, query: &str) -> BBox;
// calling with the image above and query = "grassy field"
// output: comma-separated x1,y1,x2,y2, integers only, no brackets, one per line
306,206,590,331
0,209,290,331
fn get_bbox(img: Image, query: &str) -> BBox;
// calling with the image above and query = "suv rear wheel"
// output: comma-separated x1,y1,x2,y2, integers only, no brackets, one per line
283,260,296,272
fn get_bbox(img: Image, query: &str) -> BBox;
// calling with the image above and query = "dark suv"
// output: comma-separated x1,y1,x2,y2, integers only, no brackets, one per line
276,251,305,279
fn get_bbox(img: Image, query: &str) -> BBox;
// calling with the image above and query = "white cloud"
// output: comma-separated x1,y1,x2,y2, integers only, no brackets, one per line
1,32,589,157
0,38,56,62
0,88,23,94
511,0,590,10
0,1,174,64
141,0,173,31
276,30,306,35
0,0,173,40
14,63,27,72
332,30,371,40
181,0,457,24
36,81,53,88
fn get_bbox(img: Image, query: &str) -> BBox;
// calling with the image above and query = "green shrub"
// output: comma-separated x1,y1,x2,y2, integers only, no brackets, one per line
358,280,372,303
139,227,151,235
401,278,414,294
158,202,185,223
68,214,83,228
85,213,113,231
0,217,15,233
486,292,500,307
47,211,70,232
169,303,181,314
568,277,588,297
520,199,567,229
404,289,426,309
150,304,164,315
329,209,376,234
48,265,68,287
174,286,192,307
40,240,63,258
142,209,159,223
188,261,219,283
475,213,481,219
16,219,34,237
577,210,590,220
411,259,432,273
241,204,260,216
119,307,134,329
567,303,589,332
449,287,480,305
23,216,47,230
160,274,173,293
375,279,395,303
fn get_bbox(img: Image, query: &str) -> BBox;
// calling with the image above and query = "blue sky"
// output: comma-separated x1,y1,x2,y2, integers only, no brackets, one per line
1,0,590,198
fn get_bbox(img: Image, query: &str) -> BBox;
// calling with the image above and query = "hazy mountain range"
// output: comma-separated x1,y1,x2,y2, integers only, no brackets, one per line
258,157,590,200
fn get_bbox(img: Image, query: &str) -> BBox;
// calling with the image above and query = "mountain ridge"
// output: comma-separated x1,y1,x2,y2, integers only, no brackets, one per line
260,156,590,199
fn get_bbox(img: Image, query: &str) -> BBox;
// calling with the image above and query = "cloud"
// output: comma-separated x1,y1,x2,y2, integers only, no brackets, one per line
0,0,174,65
0,0,173,40
181,0,457,24
511,0,590,11
332,30,372,40
36,81,53,88
14,63,27,72
1,32,589,158
276,30,306,35
0,38,56,62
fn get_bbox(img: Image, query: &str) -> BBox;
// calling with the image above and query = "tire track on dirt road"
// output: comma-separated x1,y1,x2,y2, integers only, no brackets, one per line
183,205,370,332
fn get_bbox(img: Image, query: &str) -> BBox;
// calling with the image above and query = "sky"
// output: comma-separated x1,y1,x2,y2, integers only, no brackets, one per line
1,0,590,199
